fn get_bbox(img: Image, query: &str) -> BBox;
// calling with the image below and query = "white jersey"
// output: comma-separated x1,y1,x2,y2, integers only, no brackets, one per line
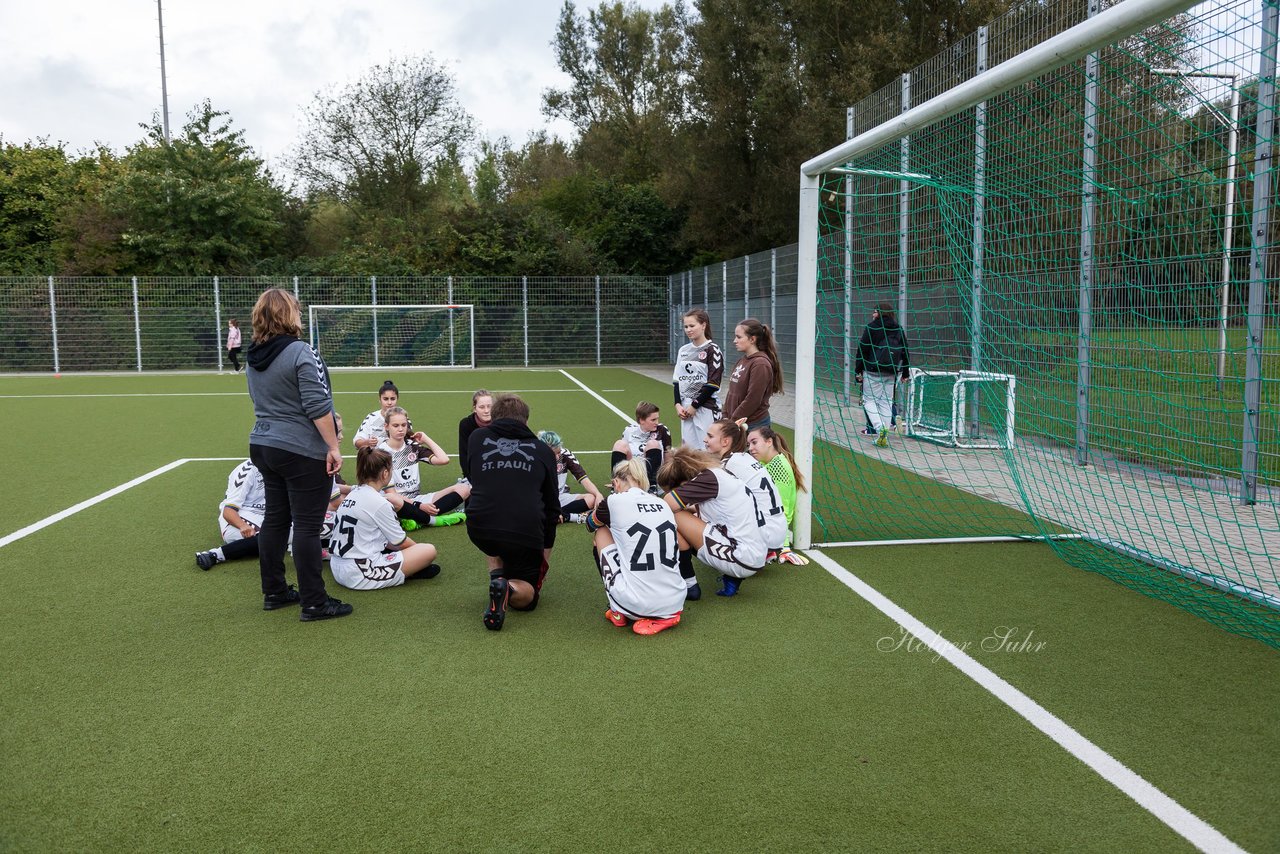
621,421,673,458
673,340,724,408
723,452,787,549
328,484,406,560
378,438,422,499
668,466,768,569
594,487,686,619
220,460,266,528
354,410,387,447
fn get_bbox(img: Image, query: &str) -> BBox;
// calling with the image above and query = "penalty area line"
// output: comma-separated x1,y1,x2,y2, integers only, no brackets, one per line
807,549,1244,854
0,459,190,550
559,369,632,425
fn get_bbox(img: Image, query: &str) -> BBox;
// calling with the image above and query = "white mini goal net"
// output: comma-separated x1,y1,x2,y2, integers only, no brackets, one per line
307,304,475,369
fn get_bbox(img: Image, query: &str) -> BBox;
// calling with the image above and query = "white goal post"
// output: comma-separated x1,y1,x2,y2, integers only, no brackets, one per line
905,368,1016,450
307,304,476,370
791,0,1199,549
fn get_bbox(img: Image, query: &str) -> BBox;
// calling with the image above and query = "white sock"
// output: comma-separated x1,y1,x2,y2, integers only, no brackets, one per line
567,513,583,523
212,547,226,562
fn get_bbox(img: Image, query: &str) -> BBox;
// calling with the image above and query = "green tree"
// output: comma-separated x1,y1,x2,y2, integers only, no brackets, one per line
0,139,72,274
291,55,475,217
106,101,286,274
543,1,692,180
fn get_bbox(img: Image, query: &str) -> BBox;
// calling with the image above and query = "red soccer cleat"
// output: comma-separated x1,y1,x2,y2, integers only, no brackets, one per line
604,609,630,627
632,612,681,636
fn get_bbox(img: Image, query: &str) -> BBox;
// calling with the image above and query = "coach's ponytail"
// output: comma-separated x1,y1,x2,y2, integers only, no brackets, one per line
356,446,392,485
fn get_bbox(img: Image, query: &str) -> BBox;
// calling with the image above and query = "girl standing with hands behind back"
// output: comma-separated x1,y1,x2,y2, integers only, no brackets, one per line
672,308,724,451
722,318,784,432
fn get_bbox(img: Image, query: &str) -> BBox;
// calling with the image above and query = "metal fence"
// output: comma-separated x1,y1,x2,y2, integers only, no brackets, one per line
0,276,669,372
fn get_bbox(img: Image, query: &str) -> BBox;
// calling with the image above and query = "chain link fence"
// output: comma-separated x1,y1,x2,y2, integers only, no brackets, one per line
0,276,670,372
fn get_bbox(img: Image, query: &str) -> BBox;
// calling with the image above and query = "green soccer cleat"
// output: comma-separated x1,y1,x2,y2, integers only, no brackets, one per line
429,510,466,527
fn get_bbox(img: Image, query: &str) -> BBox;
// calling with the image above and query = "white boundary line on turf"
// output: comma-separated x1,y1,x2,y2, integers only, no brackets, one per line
0,459,190,550
559,369,632,424
806,549,1243,854
0,388,613,400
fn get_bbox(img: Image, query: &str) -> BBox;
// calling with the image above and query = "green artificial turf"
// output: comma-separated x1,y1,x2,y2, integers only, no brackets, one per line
0,367,1275,852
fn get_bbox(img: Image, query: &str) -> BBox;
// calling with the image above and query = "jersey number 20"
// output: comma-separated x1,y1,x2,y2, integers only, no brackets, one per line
625,520,678,572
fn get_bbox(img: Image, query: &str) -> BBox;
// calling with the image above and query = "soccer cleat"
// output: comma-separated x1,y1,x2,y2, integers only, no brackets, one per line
633,612,681,636
429,510,466,527
408,563,441,581
195,551,218,571
400,518,422,532
685,582,702,601
859,427,877,436
483,577,509,631
715,575,742,597
299,596,354,622
604,609,629,627
648,485,664,496
567,513,585,524
777,548,810,566
262,585,301,610
875,428,889,448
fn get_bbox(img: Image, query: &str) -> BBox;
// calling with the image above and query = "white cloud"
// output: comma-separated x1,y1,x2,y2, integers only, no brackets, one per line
0,0,670,173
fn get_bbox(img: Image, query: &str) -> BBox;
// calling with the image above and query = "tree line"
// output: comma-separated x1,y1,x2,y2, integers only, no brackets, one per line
1,0,1011,279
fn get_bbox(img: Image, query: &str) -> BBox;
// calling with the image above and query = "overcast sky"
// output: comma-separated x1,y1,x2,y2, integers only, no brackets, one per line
0,0,668,176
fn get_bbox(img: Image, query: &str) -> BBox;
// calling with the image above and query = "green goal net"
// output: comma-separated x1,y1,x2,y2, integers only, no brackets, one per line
802,0,1279,646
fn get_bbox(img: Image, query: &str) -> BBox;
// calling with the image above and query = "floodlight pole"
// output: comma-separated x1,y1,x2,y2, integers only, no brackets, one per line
1151,68,1240,391
157,0,171,145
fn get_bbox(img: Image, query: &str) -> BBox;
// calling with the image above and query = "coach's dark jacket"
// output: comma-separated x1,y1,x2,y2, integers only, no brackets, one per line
855,316,911,379
465,418,560,551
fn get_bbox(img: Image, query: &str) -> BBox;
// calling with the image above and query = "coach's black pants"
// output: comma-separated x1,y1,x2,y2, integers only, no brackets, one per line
250,443,332,608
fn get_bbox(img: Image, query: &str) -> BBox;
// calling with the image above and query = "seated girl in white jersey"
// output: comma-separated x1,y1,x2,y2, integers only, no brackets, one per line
703,418,788,562
538,430,604,523
657,446,769,598
377,406,469,528
353,380,401,450
747,426,809,565
196,457,345,570
328,447,441,589
585,458,685,635
610,401,673,491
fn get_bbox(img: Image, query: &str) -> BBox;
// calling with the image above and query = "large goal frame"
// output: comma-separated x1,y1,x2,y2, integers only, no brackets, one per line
307,304,476,370
792,0,1205,549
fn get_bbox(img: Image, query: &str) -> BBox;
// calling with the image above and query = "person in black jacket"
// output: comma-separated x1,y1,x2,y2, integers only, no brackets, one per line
465,393,560,631
854,303,911,448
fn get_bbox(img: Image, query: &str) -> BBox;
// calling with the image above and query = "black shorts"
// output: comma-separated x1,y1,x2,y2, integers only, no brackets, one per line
468,534,547,591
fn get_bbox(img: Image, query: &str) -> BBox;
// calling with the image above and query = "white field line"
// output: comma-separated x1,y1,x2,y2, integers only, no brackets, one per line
185,450,618,463
0,388,610,400
806,549,1244,854
0,459,190,549
559,369,633,424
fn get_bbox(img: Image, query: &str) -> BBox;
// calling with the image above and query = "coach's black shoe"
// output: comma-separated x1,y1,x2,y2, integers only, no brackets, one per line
300,597,353,622
685,582,702,601
408,563,441,581
262,585,301,610
195,551,218,571
483,577,509,631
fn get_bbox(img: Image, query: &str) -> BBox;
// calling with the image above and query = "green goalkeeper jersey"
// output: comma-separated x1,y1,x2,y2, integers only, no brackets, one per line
764,454,797,547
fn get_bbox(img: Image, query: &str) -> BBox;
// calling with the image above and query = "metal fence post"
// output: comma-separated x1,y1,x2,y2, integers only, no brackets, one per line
770,250,777,335
703,267,709,307
1242,0,1278,505
1076,0,1101,467
47,276,60,373
292,275,299,300
595,276,602,365
970,26,989,438
213,275,223,373
668,274,674,361
370,276,379,368
131,277,143,372
722,261,728,344
744,255,751,319
522,275,529,367
448,276,455,367
899,72,911,326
